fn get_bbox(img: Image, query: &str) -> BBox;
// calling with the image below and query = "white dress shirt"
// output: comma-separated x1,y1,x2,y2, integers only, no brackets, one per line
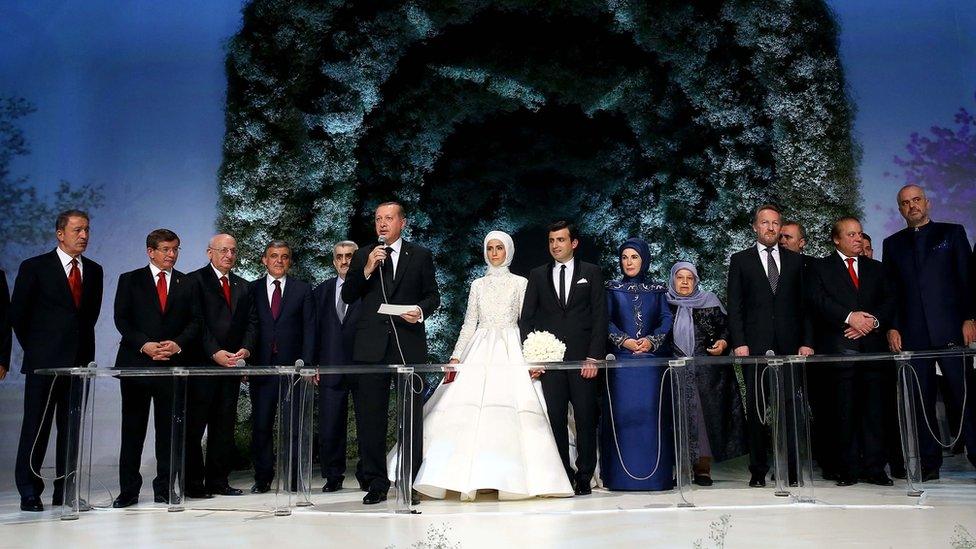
56,247,83,279
837,250,864,326
211,263,230,281
551,257,575,305
266,274,287,303
755,242,781,276
148,263,173,292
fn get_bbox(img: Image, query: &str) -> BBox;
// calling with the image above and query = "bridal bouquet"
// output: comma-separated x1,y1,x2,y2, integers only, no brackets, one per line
522,331,567,363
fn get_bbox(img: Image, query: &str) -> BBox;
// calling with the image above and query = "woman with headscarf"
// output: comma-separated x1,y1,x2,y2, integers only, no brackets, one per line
665,261,747,486
412,231,573,500
600,238,675,491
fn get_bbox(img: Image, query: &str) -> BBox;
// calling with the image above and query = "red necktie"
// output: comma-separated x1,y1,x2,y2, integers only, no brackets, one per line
220,275,232,307
156,271,168,312
68,258,82,308
270,279,282,320
846,257,859,289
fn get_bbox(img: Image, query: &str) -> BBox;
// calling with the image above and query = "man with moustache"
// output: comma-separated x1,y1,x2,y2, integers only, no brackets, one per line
861,233,874,259
882,184,976,479
11,210,103,512
519,220,608,496
808,217,895,486
313,241,363,493
342,202,440,505
112,229,199,507
186,234,257,497
727,204,814,487
247,240,315,494
779,221,808,255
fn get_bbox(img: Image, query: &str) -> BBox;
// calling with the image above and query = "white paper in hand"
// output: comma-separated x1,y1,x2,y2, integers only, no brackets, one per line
378,303,419,316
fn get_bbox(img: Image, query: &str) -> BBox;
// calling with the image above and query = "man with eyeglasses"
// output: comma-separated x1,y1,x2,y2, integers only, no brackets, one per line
112,229,199,507
186,234,257,497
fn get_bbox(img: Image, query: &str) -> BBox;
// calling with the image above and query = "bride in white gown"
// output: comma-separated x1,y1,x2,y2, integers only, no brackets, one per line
413,231,573,500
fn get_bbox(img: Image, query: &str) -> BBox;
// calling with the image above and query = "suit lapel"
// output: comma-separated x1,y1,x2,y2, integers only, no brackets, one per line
388,242,412,296
747,247,773,297
48,250,76,307
257,277,272,319
545,261,562,309
138,266,164,317
277,278,296,321
565,258,583,306
830,253,858,295
229,274,245,314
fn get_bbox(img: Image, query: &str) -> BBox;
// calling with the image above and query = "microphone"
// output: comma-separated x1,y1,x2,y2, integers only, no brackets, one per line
605,354,616,361
235,359,246,368
294,359,305,368
765,350,775,356
377,235,387,265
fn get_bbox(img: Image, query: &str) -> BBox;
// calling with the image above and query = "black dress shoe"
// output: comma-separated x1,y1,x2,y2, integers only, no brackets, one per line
362,488,387,505
749,473,766,488
860,473,893,486
113,493,140,508
921,469,940,482
186,487,214,498
693,474,713,487
574,484,592,496
836,476,858,487
210,485,244,496
251,482,271,494
322,478,342,493
20,496,43,512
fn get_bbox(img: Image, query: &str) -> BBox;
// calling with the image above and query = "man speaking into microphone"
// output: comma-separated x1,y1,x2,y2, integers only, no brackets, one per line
342,201,440,505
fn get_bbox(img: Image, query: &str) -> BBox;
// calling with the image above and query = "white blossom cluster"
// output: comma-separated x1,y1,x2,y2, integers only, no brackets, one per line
522,331,568,363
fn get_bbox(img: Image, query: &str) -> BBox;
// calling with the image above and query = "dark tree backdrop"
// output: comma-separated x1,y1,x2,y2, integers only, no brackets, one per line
218,0,861,360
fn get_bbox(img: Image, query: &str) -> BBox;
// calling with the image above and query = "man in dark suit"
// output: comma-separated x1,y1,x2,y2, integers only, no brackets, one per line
112,229,199,508
882,184,976,479
342,202,440,505
314,240,362,493
0,269,10,381
727,203,814,487
808,217,896,486
779,221,807,254
519,220,608,496
11,210,103,512
186,233,257,497
247,240,315,494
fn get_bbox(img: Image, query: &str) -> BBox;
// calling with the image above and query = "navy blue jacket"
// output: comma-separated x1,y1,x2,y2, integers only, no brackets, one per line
249,275,315,367
882,221,974,349
313,277,361,387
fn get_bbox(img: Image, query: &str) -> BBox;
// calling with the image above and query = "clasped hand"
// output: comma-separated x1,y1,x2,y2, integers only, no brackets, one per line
141,340,181,361
844,311,877,340
623,337,652,354
213,348,250,367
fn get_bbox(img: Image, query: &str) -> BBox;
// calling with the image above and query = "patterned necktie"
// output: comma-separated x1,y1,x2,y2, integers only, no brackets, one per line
846,257,859,289
220,275,232,307
67,258,82,308
559,264,567,305
765,247,779,294
271,279,282,320
156,271,168,312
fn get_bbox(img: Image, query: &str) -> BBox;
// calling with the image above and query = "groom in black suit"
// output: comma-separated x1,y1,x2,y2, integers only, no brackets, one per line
342,202,440,505
519,220,608,495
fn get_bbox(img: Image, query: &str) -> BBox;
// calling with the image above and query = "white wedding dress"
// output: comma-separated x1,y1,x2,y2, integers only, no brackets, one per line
413,268,573,500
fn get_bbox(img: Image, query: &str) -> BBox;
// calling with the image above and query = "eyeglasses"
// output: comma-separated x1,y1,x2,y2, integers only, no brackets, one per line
155,246,180,254
209,247,237,256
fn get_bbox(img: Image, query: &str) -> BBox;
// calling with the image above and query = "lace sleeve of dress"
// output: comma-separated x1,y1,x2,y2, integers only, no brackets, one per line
450,279,481,360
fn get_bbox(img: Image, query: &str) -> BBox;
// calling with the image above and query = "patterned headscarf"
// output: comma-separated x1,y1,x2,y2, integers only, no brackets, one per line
665,261,725,357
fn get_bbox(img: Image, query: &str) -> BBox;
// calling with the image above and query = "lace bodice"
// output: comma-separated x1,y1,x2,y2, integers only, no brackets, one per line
450,271,527,359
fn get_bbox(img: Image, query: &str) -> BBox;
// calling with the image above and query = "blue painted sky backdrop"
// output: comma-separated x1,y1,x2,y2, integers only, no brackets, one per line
0,0,974,369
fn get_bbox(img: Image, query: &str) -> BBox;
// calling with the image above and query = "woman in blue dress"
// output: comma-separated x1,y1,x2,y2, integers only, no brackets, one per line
600,238,674,491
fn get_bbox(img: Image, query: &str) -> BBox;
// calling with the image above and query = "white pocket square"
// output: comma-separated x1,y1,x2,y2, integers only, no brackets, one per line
577,278,589,284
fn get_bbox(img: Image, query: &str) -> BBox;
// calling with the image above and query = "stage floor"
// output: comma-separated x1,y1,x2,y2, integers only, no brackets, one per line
1,456,974,548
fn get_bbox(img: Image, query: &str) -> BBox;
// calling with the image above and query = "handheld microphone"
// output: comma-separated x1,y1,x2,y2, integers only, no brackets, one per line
377,235,387,265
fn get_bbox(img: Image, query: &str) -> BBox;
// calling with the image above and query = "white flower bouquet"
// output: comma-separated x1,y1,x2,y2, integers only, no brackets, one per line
522,330,567,363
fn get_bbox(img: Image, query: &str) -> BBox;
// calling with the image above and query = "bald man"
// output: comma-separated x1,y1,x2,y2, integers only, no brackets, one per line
186,234,257,497
882,184,976,480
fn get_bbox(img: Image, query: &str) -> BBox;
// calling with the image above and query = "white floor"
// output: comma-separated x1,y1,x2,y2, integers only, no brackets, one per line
1,456,974,548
